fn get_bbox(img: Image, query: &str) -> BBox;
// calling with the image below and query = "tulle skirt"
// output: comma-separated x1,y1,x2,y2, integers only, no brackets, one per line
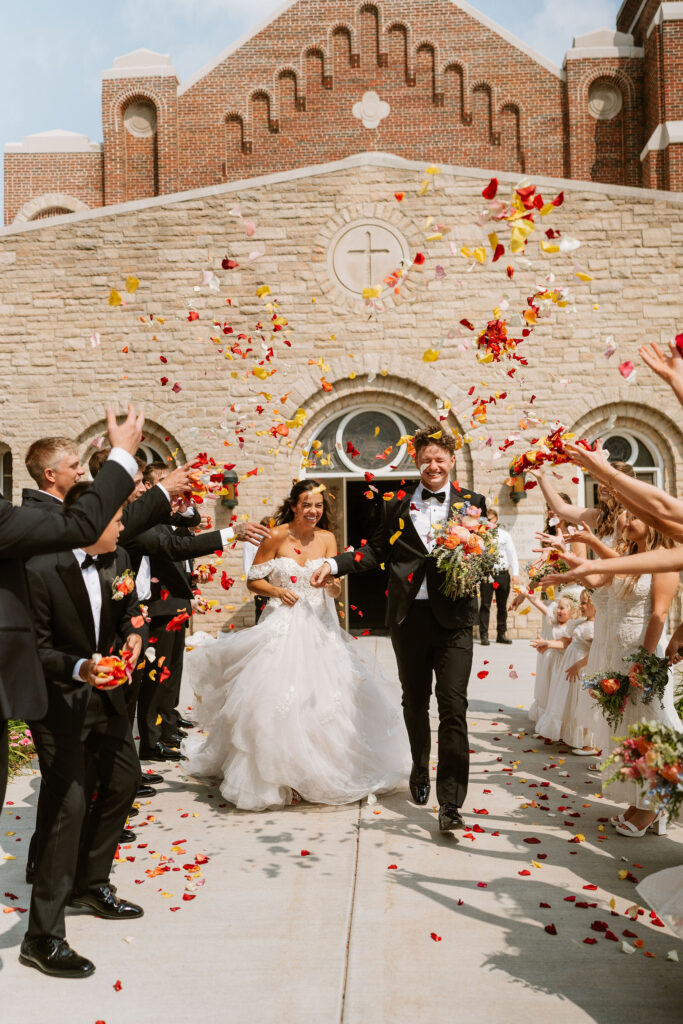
637,867,683,939
181,601,411,811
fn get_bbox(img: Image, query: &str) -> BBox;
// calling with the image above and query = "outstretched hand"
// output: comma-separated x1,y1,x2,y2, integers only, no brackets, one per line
106,404,145,456
234,521,271,546
564,440,609,477
310,563,332,588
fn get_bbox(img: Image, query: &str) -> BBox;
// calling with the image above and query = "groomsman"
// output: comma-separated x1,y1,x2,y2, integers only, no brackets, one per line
312,426,487,832
21,482,145,978
127,462,269,759
0,406,143,811
478,510,519,645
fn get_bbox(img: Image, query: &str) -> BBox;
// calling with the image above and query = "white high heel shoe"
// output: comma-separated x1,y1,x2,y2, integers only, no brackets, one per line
614,811,667,838
610,813,628,827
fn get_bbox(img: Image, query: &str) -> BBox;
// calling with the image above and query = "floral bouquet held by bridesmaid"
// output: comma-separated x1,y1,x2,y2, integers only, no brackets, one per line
583,648,671,731
604,722,683,821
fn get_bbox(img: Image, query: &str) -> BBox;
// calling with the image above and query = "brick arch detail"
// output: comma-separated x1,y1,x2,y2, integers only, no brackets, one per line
414,39,441,101
471,80,499,143
568,401,683,494
577,68,637,110
107,86,168,124
274,65,305,113
384,19,414,82
225,110,250,154
295,373,474,487
75,413,187,467
327,21,359,65
13,192,89,225
248,88,279,133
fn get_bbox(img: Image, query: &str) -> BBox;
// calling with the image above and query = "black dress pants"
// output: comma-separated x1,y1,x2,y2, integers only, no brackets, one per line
479,570,511,639
138,619,186,749
390,601,473,808
27,691,140,939
0,719,8,813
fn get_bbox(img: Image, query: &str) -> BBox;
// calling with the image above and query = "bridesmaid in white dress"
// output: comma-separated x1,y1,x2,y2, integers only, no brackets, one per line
182,481,410,811
575,514,681,837
537,590,595,743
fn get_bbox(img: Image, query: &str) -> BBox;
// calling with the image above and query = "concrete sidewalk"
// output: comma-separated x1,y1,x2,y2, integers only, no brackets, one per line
1,639,681,1024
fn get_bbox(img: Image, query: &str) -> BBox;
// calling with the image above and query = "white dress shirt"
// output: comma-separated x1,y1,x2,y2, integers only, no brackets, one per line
72,548,103,680
493,525,520,577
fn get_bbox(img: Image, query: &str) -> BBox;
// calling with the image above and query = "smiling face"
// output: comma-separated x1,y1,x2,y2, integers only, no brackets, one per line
556,598,573,623
623,512,648,545
579,593,595,620
292,490,324,530
416,443,455,493
45,449,85,499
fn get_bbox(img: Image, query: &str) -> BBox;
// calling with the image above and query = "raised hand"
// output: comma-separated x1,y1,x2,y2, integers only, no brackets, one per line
123,633,143,667
162,464,194,499
234,520,271,545
639,340,683,386
564,440,609,477
310,562,332,588
106,404,145,456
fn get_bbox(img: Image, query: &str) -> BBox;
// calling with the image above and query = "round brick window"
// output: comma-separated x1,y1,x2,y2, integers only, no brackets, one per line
124,100,157,138
587,81,623,121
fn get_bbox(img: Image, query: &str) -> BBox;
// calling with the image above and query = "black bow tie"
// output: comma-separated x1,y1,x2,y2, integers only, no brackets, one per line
81,554,101,571
422,489,447,504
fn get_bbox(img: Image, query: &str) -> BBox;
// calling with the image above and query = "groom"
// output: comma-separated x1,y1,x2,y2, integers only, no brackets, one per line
312,426,487,832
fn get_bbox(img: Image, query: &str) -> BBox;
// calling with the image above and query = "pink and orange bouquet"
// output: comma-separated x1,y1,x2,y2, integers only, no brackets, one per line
431,504,499,599
583,648,670,729
603,722,683,821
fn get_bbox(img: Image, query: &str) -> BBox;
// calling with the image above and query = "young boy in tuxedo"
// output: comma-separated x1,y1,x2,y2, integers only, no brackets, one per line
20,482,146,979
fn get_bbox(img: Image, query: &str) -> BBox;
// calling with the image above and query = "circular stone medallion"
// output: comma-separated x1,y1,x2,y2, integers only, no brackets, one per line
588,81,623,121
328,219,410,299
124,101,158,137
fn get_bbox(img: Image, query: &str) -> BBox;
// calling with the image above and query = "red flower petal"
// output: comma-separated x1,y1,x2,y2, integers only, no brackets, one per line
583,937,597,945
430,932,442,942
388,864,398,870
523,838,541,844
539,902,551,908
473,808,489,815
477,671,489,679
114,980,123,991
300,850,311,857
182,894,196,901
583,884,598,891
413,253,426,266
482,178,499,200
477,882,488,888
518,870,531,876
545,924,557,936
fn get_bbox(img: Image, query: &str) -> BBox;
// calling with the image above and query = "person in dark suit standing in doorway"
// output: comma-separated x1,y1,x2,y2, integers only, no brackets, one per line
0,406,144,812
20,481,146,979
312,426,487,833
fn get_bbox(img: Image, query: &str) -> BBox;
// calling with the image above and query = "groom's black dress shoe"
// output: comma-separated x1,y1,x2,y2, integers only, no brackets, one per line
438,804,466,832
136,784,156,798
177,717,195,729
480,636,490,646
139,742,185,762
496,634,513,645
119,828,136,843
141,771,164,785
126,806,139,819
69,884,143,920
19,936,95,978
409,768,431,805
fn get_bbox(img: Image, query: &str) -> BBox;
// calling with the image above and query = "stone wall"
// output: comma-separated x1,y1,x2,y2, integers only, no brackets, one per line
1,153,682,640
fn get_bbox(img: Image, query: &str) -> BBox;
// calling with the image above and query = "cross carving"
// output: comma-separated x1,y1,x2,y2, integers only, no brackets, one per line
347,230,390,286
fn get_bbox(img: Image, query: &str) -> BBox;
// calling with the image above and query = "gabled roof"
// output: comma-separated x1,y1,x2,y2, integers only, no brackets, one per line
178,0,563,96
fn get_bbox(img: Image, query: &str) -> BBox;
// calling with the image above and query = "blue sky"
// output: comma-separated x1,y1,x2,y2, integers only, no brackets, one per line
1,0,623,219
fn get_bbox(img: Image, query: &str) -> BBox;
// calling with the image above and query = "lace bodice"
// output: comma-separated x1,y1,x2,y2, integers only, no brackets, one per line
248,557,328,608
605,573,653,669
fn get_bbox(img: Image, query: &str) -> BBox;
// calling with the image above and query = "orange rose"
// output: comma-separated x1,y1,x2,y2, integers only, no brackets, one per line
659,763,681,784
600,677,621,695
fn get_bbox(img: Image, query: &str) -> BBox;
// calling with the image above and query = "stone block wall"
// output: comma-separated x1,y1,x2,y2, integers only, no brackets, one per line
1,154,682,640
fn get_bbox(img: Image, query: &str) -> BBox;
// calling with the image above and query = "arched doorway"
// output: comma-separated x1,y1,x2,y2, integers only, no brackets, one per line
304,405,422,634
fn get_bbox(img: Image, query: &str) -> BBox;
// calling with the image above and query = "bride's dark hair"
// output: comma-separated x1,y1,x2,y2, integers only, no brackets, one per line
273,480,333,531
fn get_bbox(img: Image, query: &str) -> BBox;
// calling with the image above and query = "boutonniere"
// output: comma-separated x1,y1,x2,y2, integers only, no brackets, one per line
111,568,136,601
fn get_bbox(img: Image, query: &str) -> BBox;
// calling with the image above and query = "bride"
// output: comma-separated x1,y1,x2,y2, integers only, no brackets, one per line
181,480,410,810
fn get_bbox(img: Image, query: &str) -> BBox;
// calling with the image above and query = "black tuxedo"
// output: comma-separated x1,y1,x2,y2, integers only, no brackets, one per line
25,545,143,940
335,481,487,808
0,460,133,808
125,523,225,748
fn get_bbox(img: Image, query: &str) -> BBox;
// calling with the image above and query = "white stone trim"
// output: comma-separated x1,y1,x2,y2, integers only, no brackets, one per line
647,1,683,38
12,193,90,225
177,0,564,96
640,120,683,159
566,27,643,60
5,129,102,154
3,150,683,238
103,48,177,80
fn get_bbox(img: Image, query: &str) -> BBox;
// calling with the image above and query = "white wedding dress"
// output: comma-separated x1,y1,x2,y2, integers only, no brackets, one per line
181,557,410,810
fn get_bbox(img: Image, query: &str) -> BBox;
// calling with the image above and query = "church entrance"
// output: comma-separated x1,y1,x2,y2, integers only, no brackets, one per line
345,477,419,634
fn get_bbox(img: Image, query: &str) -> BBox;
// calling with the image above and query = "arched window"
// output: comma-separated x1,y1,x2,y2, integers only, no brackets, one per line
304,406,421,477
581,428,663,506
0,446,13,501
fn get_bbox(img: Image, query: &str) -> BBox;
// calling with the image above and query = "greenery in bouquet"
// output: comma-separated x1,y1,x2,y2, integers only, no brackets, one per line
582,647,671,730
7,720,35,775
603,721,683,821
431,503,499,599
527,550,570,592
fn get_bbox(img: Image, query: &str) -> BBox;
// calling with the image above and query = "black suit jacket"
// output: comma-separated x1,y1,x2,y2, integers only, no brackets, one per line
0,460,133,721
125,524,225,619
335,482,488,629
26,546,143,725
22,482,173,547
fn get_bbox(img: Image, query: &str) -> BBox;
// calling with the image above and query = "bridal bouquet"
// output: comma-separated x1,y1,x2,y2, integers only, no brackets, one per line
603,722,683,821
431,504,499,599
582,648,670,730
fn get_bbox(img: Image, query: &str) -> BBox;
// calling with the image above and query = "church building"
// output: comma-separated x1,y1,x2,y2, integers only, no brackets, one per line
1,0,682,635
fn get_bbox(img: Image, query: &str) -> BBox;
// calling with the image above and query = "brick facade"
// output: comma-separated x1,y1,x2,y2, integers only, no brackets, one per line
4,0,683,226
1,154,682,638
